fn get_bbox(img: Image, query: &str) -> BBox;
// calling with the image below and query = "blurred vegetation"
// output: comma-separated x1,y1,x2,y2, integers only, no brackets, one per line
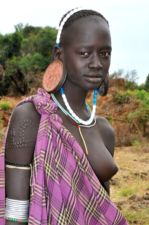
0,24,57,95
110,69,149,91
0,101,11,111
107,70,149,144
113,89,149,124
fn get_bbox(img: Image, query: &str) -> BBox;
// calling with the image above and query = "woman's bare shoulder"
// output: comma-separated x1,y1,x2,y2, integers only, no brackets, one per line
97,116,114,131
13,101,40,118
96,116,115,156
5,102,40,165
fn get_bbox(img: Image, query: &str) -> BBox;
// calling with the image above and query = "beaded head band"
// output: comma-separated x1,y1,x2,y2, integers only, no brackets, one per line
55,7,98,48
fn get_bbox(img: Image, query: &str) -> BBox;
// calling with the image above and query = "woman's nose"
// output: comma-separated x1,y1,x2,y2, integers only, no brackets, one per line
88,53,103,70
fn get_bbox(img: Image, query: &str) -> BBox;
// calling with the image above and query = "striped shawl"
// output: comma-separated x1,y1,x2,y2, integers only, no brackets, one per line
0,88,128,225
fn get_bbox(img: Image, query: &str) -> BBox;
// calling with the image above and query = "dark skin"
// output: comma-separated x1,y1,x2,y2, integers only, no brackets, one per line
5,16,118,225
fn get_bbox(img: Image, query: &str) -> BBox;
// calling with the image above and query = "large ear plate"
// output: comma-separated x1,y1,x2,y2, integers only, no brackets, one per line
42,59,66,92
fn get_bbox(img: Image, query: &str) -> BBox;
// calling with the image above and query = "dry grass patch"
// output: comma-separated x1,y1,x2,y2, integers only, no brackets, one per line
111,145,149,225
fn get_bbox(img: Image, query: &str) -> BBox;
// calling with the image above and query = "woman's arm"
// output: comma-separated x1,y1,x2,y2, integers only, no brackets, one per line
5,102,40,225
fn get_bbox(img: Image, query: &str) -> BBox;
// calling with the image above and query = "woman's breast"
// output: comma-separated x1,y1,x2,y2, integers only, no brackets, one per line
79,127,118,182
87,142,118,182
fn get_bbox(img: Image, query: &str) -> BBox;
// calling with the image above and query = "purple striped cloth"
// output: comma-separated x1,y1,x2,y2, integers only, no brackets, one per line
0,88,128,225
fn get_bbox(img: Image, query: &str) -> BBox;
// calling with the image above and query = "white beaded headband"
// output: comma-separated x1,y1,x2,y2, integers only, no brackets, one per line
56,7,92,47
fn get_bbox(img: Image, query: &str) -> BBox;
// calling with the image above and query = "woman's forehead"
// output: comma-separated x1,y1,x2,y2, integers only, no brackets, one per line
62,16,110,46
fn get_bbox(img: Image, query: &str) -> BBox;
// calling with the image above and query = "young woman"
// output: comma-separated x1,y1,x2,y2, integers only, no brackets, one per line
0,8,128,225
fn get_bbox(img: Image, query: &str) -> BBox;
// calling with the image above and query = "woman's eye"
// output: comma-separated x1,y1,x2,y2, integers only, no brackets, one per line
80,51,89,57
99,51,111,58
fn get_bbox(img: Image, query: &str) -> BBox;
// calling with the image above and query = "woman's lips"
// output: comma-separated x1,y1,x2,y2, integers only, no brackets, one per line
85,74,101,77
84,74,102,82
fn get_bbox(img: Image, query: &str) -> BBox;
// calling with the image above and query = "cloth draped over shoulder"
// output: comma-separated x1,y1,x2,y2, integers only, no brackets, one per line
0,88,128,225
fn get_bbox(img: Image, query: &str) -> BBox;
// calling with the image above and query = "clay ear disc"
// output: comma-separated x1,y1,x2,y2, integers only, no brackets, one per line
42,60,64,92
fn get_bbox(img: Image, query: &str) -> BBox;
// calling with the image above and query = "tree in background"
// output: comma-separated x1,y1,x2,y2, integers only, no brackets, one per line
124,69,138,89
144,74,149,91
0,24,57,95
110,69,138,90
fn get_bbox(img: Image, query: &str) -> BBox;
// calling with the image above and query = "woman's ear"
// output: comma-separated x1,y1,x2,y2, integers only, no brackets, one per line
53,47,64,61
98,74,109,96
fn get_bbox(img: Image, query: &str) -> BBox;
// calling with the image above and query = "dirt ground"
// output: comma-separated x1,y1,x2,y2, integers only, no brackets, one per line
111,144,149,225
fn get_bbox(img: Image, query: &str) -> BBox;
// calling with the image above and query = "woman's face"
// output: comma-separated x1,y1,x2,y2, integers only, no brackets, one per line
61,15,111,91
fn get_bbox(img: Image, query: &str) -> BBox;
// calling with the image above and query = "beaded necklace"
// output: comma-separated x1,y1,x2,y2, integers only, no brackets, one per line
60,87,97,125
51,93,97,128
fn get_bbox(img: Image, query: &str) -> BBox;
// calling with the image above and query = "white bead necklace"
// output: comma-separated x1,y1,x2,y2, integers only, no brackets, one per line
51,93,97,128
60,88,97,126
